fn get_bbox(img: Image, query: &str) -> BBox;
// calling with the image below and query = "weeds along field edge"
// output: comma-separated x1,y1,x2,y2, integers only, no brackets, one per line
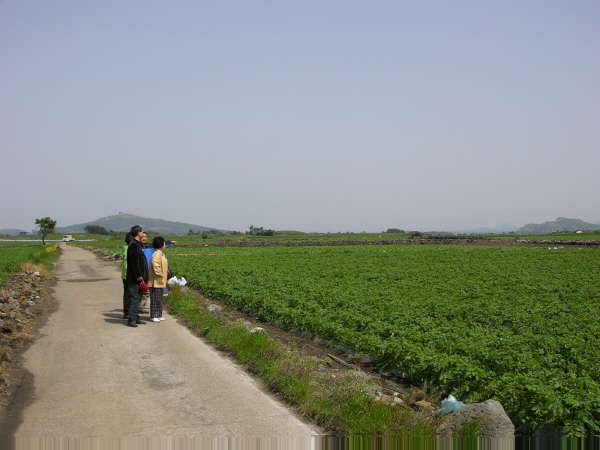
165,245,600,434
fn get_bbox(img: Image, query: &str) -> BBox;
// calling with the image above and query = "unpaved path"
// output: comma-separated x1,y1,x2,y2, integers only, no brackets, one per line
2,245,320,438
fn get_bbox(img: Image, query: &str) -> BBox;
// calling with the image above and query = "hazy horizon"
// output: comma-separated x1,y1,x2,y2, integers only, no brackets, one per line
3,212,599,235
2,1,599,233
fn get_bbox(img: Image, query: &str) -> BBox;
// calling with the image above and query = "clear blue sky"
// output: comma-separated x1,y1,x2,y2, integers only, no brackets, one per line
2,1,598,233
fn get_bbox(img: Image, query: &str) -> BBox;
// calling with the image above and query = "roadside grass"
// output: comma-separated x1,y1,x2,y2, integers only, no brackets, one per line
166,285,439,437
27,246,61,275
19,261,52,278
457,417,483,438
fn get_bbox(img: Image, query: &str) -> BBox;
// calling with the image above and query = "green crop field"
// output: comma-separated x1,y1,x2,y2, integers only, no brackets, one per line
72,230,600,250
0,241,45,247
0,247,39,286
0,245,62,287
519,233,600,241
167,245,600,433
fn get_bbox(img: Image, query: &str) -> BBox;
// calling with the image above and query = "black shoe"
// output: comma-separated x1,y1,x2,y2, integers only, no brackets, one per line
140,309,149,314
136,319,146,324
123,314,129,320
128,321,138,327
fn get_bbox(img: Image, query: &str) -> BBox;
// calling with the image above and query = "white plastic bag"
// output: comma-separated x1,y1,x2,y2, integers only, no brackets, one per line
441,395,465,415
168,276,187,286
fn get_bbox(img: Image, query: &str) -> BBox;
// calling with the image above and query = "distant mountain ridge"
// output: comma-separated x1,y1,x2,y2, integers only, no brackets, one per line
56,214,228,235
518,217,599,234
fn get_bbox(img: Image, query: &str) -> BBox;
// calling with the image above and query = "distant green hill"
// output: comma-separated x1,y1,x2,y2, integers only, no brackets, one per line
56,214,228,235
518,217,599,234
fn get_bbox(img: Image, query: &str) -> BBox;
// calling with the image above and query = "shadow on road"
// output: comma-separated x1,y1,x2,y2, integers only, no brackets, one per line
103,310,127,325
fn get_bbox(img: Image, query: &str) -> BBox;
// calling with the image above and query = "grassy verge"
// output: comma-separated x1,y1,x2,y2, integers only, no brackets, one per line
27,245,62,273
166,284,439,437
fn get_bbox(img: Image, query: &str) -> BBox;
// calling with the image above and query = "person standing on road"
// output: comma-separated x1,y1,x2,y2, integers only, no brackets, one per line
142,233,178,298
141,232,177,269
138,232,152,314
148,236,169,323
125,225,149,327
121,232,134,319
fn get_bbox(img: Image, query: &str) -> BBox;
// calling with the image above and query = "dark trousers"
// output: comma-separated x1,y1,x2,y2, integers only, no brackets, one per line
125,279,141,323
122,279,128,315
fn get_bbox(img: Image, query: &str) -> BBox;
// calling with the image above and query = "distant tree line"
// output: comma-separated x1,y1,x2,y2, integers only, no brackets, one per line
187,229,228,236
385,228,425,238
246,225,275,236
84,225,120,235
385,228,406,234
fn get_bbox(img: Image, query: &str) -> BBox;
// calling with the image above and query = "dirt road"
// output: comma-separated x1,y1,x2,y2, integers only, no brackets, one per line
2,244,320,439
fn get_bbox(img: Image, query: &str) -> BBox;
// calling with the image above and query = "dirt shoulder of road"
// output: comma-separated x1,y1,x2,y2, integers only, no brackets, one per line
0,270,58,426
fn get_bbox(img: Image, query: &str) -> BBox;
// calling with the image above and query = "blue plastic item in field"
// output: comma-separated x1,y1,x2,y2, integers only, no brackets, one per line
441,395,465,415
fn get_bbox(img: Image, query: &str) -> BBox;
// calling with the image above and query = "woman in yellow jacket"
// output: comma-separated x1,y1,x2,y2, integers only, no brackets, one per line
148,236,169,322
